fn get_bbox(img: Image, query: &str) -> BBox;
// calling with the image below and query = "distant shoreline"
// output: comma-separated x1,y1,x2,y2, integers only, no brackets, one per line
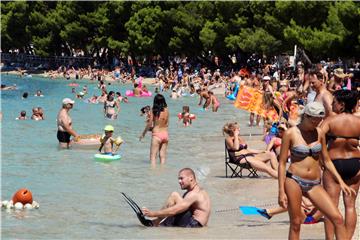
2,70,157,85
2,70,226,95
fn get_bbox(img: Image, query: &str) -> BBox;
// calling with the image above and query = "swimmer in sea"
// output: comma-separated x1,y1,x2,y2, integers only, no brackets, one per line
16,111,27,120
34,90,44,97
31,107,42,121
170,89,179,99
115,92,123,103
82,85,88,94
1,84,17,91
141,168,211,227
76,92,85,99
37,107,45,120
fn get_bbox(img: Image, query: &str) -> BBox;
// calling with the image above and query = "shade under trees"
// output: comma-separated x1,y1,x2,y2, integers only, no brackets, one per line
1,1,359,62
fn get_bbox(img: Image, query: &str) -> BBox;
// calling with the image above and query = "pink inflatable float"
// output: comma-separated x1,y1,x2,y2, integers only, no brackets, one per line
125,90,152,97
71,134,101,150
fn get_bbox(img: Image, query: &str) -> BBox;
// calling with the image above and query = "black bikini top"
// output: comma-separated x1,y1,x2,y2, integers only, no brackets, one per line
326,134,360,142
227,143,247,152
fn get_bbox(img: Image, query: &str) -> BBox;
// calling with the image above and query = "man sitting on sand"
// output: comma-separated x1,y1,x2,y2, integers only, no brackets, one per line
141,168,211,227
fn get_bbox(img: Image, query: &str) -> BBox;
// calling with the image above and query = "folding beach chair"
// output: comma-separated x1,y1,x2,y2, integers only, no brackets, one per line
225,142,258,178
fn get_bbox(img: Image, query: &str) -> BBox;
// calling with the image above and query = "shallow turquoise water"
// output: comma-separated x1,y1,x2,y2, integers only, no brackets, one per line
1,74,263,239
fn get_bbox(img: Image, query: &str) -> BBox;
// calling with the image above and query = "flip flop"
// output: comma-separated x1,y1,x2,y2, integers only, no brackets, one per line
121,192,153,227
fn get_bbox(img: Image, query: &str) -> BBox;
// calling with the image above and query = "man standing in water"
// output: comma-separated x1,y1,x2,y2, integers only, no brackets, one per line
57,98,80,148
141,168,211,227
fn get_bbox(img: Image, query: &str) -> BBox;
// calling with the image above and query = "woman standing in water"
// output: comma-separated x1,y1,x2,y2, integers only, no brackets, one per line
320,90,360,239
278,101,354,240
104,94,120,120
140,94,169,166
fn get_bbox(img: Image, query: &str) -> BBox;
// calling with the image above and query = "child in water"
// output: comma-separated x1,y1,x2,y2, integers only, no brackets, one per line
179,106,193,127
140,105,151,119
98,125,123,155
208,91,220,112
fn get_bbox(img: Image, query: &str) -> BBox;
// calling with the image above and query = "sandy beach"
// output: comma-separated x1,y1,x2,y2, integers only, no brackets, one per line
203,134,360,239
3,70,156,84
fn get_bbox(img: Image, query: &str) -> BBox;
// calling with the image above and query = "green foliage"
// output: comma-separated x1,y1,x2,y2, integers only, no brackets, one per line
1,1,359,60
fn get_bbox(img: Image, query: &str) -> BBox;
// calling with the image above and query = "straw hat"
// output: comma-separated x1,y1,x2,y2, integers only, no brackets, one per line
334,68,351,79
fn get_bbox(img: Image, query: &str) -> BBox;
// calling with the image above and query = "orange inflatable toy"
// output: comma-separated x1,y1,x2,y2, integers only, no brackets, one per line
12,188,33,205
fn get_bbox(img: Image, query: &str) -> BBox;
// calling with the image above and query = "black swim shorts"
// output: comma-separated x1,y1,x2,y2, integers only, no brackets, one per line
57,130,71,143
160,210,203,228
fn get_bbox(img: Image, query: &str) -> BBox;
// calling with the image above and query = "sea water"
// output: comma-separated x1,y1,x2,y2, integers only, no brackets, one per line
1,74,265,239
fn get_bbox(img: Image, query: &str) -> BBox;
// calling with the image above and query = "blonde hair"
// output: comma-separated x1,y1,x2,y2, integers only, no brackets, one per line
222,122,239,136
263,92,274,108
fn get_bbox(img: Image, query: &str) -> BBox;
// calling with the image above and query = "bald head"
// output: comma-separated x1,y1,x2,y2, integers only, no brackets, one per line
179,168,196,181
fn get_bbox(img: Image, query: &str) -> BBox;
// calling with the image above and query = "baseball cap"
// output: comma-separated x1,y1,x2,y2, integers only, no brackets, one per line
303,102,325,118
62,98,75,105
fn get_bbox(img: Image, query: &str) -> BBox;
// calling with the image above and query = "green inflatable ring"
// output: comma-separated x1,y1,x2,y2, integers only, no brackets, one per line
94,153,121,162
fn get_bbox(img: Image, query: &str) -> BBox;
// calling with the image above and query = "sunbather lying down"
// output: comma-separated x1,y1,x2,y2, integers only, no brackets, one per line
223,122,279,178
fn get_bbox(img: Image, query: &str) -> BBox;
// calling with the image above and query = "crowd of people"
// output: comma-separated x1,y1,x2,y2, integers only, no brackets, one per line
219,61,359,239
2,53,360,238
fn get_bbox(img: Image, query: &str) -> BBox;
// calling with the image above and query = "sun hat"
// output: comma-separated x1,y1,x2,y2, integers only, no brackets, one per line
302,102,325,118
263,76,271,81
62,98,75,105
104,125,114,132
334,68,349,79
78,92,85,96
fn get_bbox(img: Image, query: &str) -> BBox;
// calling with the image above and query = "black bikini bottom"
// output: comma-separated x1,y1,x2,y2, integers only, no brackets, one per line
332,158,360,180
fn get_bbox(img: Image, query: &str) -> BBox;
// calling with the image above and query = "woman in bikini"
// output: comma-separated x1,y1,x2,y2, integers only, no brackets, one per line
223,122,279,178
320,90,360,239
104,94,120,120
278,101,354,240
140,94,169,166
